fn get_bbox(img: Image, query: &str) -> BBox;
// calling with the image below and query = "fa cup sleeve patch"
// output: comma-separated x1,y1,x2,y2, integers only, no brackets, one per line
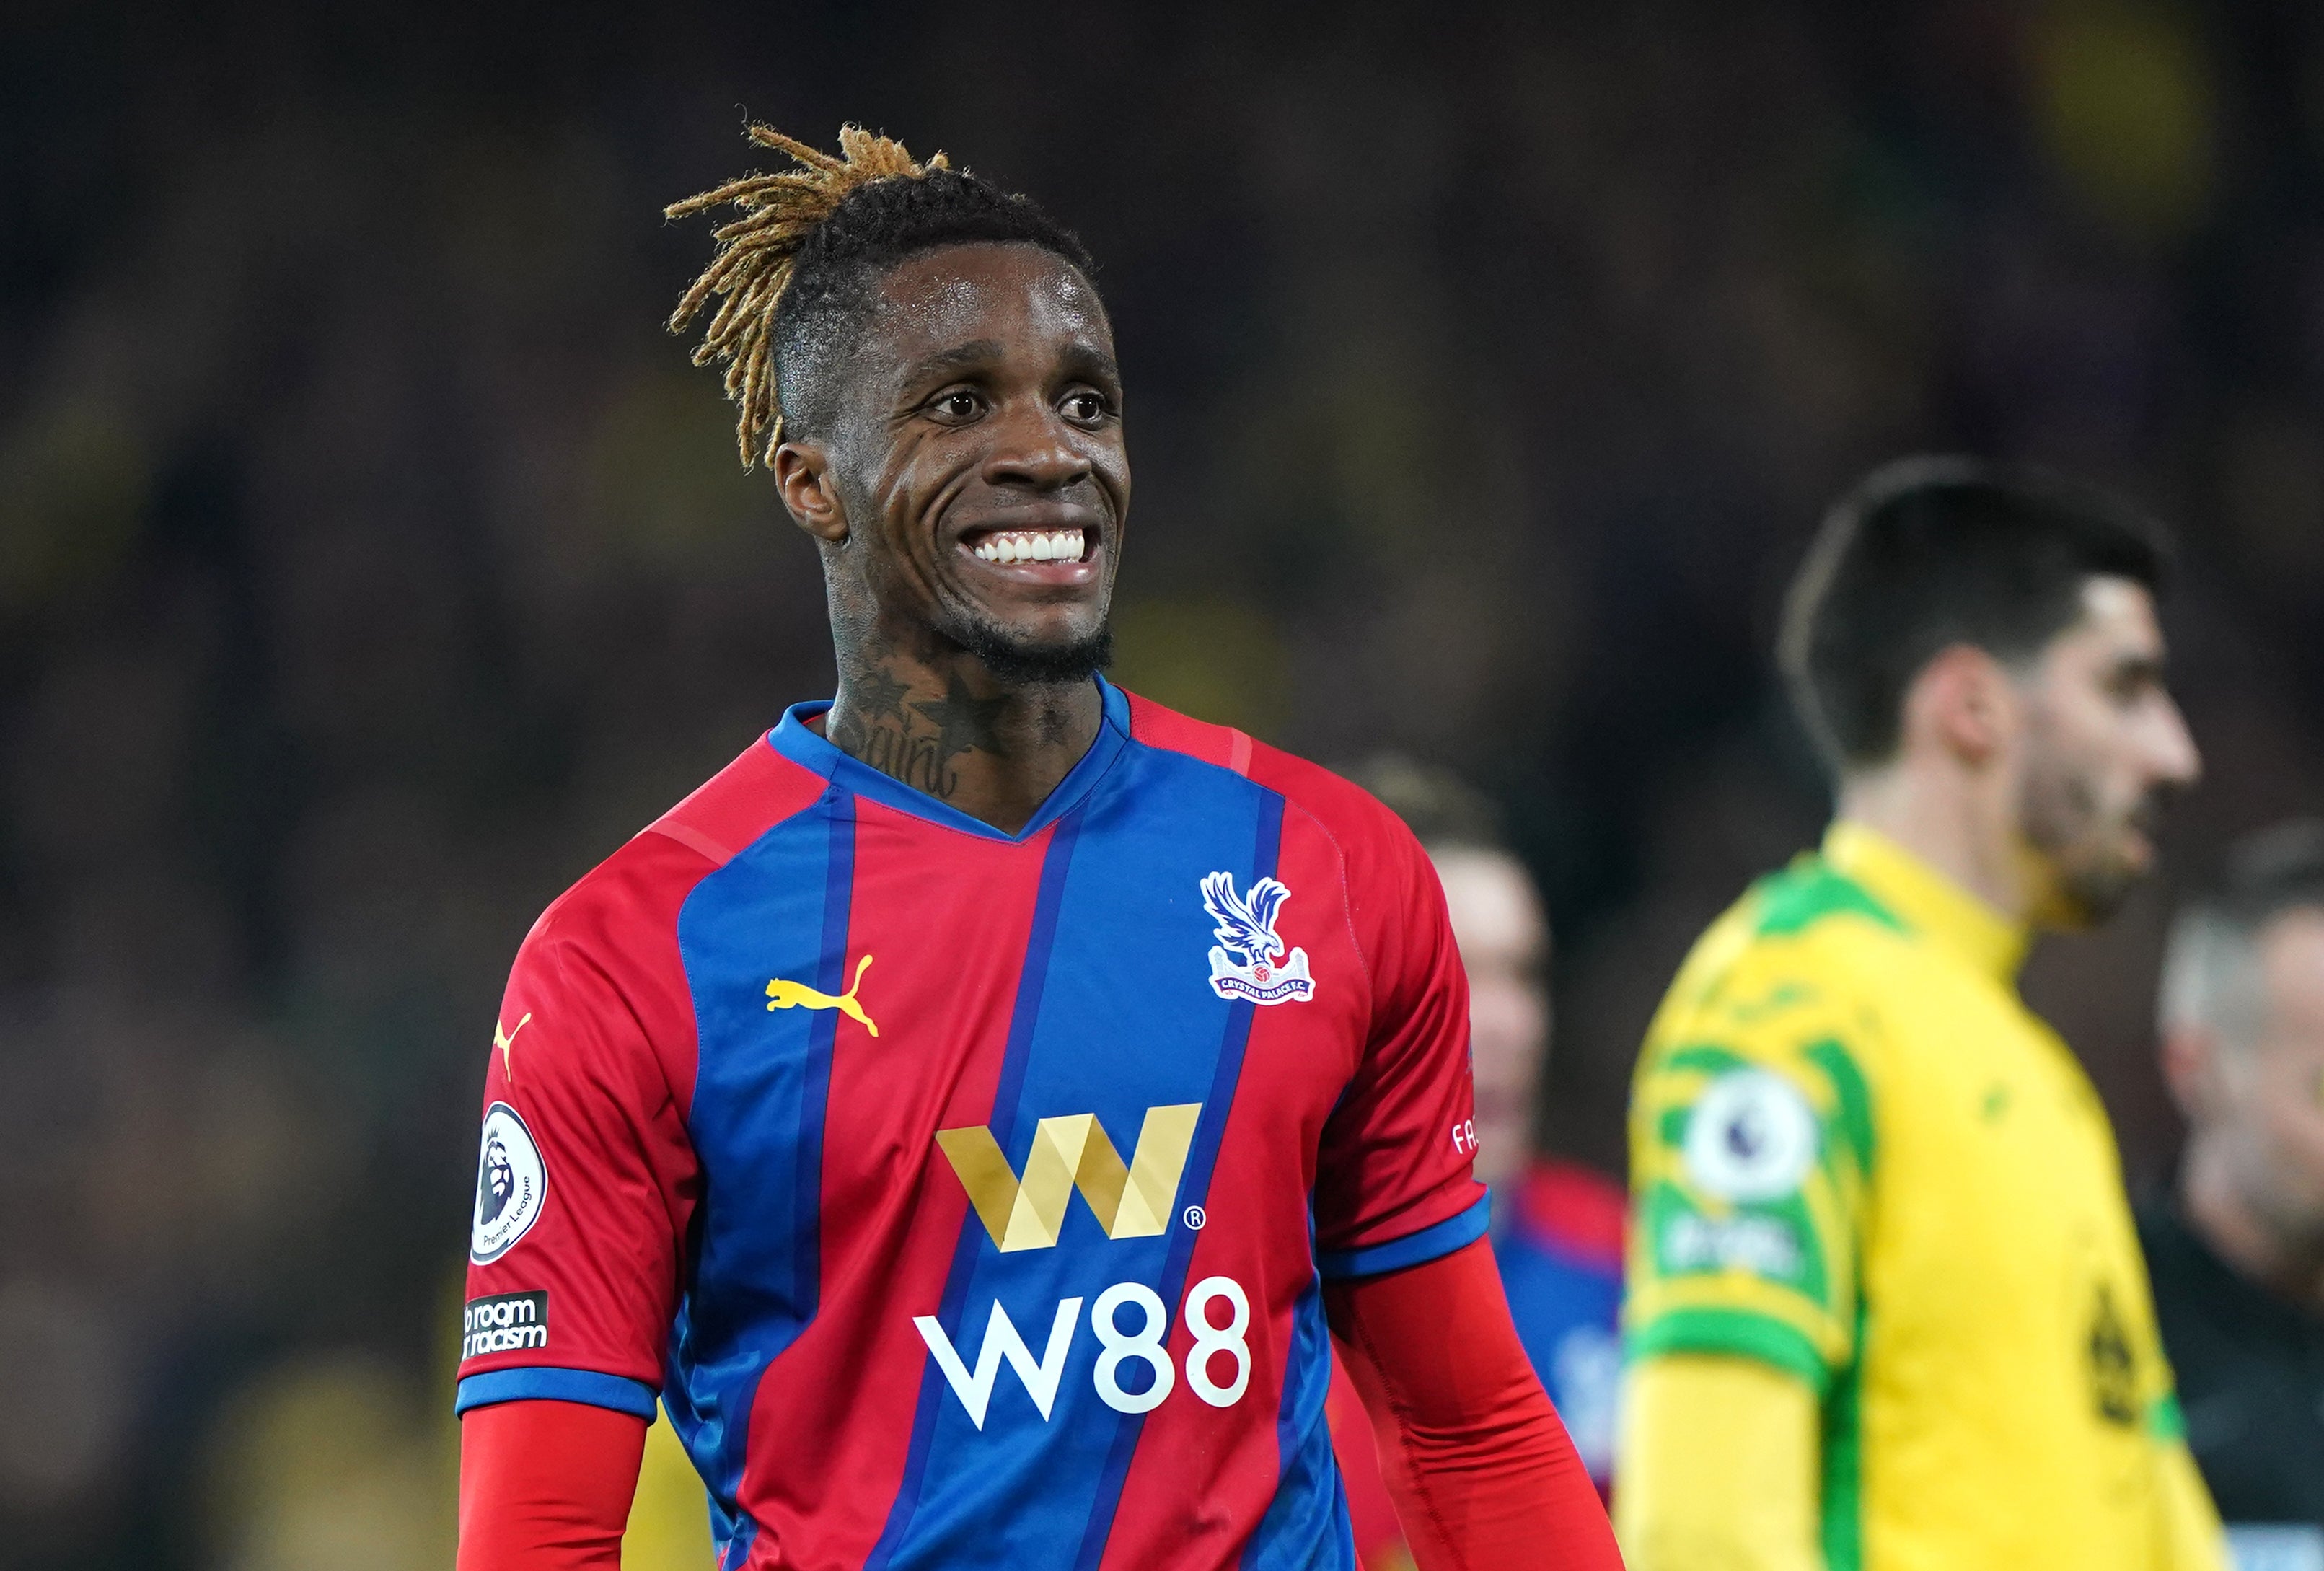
472,1102,547,1263
462,1290,550,1358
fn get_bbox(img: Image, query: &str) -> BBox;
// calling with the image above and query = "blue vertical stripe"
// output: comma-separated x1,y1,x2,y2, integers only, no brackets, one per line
863,811,1086,1571
1238,1263,1353,1570
1069,793,1285,1571
667,787,856,1571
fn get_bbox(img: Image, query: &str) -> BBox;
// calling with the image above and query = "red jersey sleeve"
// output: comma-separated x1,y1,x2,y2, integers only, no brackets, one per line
1250,746,1489,1277
454,832,708,1419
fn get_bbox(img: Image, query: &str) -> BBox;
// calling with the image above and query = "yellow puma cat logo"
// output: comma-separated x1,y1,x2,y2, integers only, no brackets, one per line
766,954,879,1037
494,1013,533,1083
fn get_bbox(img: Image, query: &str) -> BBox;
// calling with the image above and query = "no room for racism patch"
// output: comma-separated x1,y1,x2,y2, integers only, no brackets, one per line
462,1290,549,1359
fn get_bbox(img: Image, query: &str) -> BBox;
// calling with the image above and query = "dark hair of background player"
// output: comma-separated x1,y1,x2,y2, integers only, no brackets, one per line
2202,819,2324,934
664,123,1099,467
1778,456,2170,773
1337,753,1509,855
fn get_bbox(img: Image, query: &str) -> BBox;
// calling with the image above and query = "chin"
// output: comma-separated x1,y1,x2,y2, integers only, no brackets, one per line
946,606,1114,686
2048,858,2144,929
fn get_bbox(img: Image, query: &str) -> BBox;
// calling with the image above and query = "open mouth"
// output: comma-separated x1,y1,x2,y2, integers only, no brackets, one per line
968,527,1089,566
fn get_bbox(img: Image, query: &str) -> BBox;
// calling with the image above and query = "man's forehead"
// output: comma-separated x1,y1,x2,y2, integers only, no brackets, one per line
2063,574,2166,658
2081,575,2161,630
2262,908,2324,980
873,244,1109,360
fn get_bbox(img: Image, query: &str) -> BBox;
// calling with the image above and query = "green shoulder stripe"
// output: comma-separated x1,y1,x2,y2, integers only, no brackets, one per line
1803,1036,1877,1171
1751,858,1906,939
1821,1302,1868,1571
1663,1044,1749,1077
1626,1306,1831,1395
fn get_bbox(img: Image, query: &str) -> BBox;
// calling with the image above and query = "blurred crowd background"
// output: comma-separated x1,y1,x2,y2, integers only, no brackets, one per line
6,1,2324,1566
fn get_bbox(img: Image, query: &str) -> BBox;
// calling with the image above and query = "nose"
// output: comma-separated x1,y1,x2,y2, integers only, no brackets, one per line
2150,692,2203,790
982,400,1093,493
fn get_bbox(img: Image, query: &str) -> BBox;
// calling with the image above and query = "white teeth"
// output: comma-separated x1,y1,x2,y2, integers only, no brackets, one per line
974,529,1086,565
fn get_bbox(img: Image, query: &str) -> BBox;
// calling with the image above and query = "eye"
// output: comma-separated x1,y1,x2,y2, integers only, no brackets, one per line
1060,390,1111,426
2105,663,2161,707
926,389,985,423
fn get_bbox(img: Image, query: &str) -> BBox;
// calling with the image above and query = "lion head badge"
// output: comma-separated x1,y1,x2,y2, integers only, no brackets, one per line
472,1103,547,1264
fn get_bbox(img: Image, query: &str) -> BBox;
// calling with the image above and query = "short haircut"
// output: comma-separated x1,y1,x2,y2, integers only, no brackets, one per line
666,123,1098,465
1778,457,2170,771
2159,819,2324,1044
1336,754,1507,854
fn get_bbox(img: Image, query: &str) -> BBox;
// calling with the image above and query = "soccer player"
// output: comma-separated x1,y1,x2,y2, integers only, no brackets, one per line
452,123,1621,1571
2148,820,2324,1552
1615,459,2224,1570
1338,760,1623,1480
1325,761,1625,1571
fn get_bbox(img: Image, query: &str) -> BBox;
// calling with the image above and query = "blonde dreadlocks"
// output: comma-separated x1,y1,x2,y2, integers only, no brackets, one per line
664,123,1096,469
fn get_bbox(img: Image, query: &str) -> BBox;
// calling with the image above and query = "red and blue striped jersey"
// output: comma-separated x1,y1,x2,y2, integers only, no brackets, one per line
454,679,1487,1570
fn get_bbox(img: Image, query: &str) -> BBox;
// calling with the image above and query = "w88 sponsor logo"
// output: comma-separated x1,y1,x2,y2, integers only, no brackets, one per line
912,1276,1251,1430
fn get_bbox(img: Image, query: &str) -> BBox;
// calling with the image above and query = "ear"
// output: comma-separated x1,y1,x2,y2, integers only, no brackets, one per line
1906,643,2017,767
2160,1023,2222,1121
772,439,850,545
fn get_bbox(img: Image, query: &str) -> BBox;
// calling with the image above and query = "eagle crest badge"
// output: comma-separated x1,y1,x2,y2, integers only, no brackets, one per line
1200,871,1316,1005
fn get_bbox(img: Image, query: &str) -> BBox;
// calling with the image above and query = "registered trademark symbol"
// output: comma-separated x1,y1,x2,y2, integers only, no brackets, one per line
1182,1205,1207,1231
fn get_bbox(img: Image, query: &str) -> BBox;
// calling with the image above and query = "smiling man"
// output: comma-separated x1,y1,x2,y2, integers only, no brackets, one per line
1616,459,2224,1570
449,125,1620,1571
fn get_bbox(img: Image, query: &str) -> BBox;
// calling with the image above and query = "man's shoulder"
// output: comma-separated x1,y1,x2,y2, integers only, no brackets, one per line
1650,862,1909,1054
528,731,831,962
1119,690,1427,876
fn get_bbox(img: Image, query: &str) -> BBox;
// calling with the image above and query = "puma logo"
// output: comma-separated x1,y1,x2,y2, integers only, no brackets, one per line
766,954,879,1038
494,1013,533,1083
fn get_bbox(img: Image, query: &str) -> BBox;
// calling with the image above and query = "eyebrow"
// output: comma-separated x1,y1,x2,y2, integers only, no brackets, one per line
898,340,1005,384
1062,345,1123,387
894,338,1123,390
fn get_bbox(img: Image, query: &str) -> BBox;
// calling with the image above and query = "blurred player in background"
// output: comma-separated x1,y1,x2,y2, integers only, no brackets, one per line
2149,820,2324,1562
1337,757,1622,1478
1616,459,2222,1570
452,123,1619,1570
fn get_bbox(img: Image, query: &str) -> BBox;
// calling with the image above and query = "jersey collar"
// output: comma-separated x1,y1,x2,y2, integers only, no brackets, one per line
1823,820,2030,982
765,674,1132,843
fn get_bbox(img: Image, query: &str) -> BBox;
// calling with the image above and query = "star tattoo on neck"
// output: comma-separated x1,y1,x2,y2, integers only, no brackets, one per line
850,666,912,724
912,672,1012,762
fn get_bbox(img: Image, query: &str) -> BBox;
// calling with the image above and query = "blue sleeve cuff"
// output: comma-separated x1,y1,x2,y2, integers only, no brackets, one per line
454,1366,658,1420
1317,1192,1492,1280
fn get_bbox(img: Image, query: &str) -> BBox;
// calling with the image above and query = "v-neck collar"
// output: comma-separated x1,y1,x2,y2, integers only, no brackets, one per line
765,675,1132,843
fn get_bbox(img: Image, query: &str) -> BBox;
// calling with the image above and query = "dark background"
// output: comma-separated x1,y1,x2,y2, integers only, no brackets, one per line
6,1,2324,1565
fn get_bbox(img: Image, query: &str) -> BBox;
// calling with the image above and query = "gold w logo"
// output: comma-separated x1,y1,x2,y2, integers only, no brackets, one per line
766,954,878,1037
936,1104,1202,1252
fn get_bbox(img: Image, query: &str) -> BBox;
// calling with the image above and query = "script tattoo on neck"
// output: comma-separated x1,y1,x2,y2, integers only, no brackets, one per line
830,665,1012,802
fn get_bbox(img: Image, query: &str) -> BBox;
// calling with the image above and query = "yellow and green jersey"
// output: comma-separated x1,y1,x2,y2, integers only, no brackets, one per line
1624,822,2222,1571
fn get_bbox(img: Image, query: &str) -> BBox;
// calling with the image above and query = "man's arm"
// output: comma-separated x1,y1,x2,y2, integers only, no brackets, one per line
1619,941,1873,1571
1326,1238,1624,1571
458,1400,646,1570
2154,1440,2229,1571
454,839,713,1565
1614,1354,1822,1571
